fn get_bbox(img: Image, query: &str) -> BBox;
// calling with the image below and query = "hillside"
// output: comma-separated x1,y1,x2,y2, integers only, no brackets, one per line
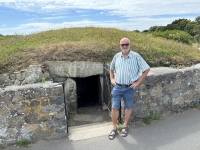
0,27,200,73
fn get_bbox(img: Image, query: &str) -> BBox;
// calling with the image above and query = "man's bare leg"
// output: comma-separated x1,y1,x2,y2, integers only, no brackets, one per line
112,108,119,129
123,108,132,127
121,108,132,136
108,108,118,139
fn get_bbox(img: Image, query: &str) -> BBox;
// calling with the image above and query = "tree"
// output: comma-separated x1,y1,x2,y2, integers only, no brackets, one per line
185,22,198,36
166,19,191,31
149,26,166,32
195,16,200,24
146,16,200,43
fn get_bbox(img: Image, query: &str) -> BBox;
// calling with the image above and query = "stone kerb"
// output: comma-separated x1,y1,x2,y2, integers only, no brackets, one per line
0,83,67,145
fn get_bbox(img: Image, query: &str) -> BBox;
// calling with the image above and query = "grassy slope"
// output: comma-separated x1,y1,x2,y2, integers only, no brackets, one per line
0,27,200,73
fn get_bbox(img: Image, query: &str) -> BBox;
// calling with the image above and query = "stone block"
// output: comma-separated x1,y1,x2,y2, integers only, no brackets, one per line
50,94,64,105
46,132,68,140
40,105,64,114
45,61,103,77
16,71,26,81
172,96,184,105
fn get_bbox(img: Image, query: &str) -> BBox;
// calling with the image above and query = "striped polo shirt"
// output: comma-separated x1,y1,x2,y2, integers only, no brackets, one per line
110,50,150,85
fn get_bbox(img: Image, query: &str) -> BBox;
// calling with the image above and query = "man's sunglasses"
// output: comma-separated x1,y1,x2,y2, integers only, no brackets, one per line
120,43,130,47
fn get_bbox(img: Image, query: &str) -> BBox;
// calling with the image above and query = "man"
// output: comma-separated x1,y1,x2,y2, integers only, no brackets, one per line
108,37,150,140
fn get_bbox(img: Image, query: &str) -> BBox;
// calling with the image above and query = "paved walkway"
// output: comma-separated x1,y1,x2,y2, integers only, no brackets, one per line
5,109,200,150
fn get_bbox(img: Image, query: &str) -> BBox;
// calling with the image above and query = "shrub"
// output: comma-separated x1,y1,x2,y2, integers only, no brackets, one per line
151,30,193,44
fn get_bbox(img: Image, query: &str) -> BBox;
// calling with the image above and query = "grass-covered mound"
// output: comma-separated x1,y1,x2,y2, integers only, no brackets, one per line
1,27,200,73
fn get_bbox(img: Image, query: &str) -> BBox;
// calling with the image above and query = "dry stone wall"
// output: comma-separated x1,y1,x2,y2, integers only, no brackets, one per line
132,64,200,121
0,61,200,146
0,65,51,88
0,83,67,145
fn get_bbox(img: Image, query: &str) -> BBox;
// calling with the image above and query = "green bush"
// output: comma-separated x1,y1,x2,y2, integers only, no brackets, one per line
151,30,193,44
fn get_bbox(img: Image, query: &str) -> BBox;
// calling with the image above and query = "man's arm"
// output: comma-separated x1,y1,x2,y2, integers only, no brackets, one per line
110,70,116,85
130,68,150,88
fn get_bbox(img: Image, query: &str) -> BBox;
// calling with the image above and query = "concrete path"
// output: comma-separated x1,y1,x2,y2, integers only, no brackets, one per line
68,122,113,141
5,109,200,150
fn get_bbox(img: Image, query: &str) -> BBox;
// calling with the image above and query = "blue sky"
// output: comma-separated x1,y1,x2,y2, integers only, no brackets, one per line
0,0,200,35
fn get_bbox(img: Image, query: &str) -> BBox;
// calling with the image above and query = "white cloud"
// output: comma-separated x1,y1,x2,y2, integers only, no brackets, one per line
0,16,194,35
0,0,199,35
1,0,200,15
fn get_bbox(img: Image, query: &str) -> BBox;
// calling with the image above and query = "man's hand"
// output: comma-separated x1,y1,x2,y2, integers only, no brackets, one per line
130,81,139,89
111,78,116,86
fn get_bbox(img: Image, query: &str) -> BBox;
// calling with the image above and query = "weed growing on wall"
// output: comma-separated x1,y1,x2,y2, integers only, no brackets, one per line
16,139,30,148
143,111,161,125
42,77,46,83
0,144,5,150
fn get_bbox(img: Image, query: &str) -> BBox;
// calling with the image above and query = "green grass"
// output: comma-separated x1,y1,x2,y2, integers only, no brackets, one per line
117,124,123,132
0,144,5,150
16,139,30,148
143,111,161,125
1,27,200,73
190,100,200,109
143,117,152,125
190,104,198,108
149,111,161,120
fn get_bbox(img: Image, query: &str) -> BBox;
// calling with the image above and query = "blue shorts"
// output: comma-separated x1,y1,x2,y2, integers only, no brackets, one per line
111,85,135,109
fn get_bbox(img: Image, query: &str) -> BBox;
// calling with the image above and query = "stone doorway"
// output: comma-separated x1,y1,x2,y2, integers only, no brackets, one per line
67,75,111,127
76,75,101,108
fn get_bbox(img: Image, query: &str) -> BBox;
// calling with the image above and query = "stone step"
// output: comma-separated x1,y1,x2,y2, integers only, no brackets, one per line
68,108,111,126
73,114,103,122
68,122,112,141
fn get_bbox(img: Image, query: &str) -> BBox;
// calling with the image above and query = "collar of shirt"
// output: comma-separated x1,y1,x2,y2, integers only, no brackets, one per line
120,51,131,58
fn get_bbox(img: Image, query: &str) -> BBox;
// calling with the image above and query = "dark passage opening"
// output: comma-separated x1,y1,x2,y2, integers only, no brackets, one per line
68,75,110,126
76,75,101,108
